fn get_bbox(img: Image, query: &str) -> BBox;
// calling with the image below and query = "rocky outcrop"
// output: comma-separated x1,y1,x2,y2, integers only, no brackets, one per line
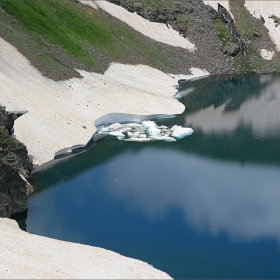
104,0,280,74
0,105,32,218
218,3,248,70
107,0,194,38
105,0,236,75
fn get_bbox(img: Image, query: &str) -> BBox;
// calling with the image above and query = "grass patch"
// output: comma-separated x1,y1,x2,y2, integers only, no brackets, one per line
273,63,280,73
141,0,176,12
228,0,274,73
212,18,231,47
0,0,172,79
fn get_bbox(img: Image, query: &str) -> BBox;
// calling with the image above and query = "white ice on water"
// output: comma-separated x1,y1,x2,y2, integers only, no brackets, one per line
142,121,161,136
171,125,194,139
96,121,194,142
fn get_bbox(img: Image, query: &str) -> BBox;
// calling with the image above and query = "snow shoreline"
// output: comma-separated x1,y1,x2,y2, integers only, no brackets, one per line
0,218,172,279
0,35,209,167
0,35,210,278
0,1,210,277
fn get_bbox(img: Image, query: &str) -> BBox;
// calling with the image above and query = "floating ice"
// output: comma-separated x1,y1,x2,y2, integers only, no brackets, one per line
125,123,142,127
173,92,182,99
127,131,140,138
108,131,125,138
171,125,194,139
138,134,147,138
142,121,161,136
150,135,176,142
124,137,153,142
95,120,193,142
99,126,112,133
118,126,132,133
109,123,122,130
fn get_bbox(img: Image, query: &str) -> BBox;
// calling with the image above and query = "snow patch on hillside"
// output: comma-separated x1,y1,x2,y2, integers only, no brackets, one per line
245,1,280,51
81,0,196,51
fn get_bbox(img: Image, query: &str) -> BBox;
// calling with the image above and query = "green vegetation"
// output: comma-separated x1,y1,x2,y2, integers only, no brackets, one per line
0,0,172,80
141,0,175,11
273,63,280,73
212,18,232,47
228,0,275,73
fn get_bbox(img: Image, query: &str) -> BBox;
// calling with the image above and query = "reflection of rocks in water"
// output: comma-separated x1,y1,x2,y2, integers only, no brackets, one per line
95,121,194,142
178,74,273,117
182,75,280,138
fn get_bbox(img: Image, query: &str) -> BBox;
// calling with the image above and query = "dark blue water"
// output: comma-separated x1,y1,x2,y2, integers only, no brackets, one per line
25,74,280,279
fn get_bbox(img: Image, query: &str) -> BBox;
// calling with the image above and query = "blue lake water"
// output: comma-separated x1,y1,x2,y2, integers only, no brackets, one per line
23,74,280,278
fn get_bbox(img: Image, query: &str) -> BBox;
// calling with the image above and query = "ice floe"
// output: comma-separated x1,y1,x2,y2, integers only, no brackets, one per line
171,125,194,139
142,121,161,136
95,121,194,142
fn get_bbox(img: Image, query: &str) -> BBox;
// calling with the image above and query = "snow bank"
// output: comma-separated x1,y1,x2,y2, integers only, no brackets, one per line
203,1,234,19
0,218,172,279
81,0,196,51
260,49,275,60
168,68,210,81
0,37,187,165
245,1,280,51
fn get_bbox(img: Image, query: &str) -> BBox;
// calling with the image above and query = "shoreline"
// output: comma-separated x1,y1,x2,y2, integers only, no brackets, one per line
0,34,209,279
0,218,172,279
1,0,280,277
0,35,210,167
32,112,178,175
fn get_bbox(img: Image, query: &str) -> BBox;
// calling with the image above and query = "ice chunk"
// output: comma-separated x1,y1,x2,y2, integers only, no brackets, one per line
99,126,112,133
171,126,194,139
138,134,147,138
127,131,140,138
150,135,176,142
171,125,179,131
142,121,161,136
173,92,182,99
109,131,125,138
118,126,132,133
123,137,153,142
109,123,122,130
125,123,142,127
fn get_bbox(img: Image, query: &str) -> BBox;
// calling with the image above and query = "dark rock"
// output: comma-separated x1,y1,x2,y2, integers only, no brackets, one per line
0,105,32,218
133,2,142,11
178,79,187,84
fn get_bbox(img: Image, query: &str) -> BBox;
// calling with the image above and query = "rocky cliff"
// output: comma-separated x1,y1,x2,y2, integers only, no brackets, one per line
0,106,32,218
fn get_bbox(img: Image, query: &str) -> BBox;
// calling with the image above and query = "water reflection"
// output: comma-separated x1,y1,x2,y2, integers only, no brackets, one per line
180,74,280,138
104,150,280,241
26,74,280,279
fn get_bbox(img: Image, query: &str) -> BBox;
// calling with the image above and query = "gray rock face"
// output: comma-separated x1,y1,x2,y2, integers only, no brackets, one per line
104,0,280,74
0,105,32,218
106,0,236,75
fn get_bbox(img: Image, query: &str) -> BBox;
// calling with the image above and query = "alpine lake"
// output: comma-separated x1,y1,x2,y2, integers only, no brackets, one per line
15,74,280,279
